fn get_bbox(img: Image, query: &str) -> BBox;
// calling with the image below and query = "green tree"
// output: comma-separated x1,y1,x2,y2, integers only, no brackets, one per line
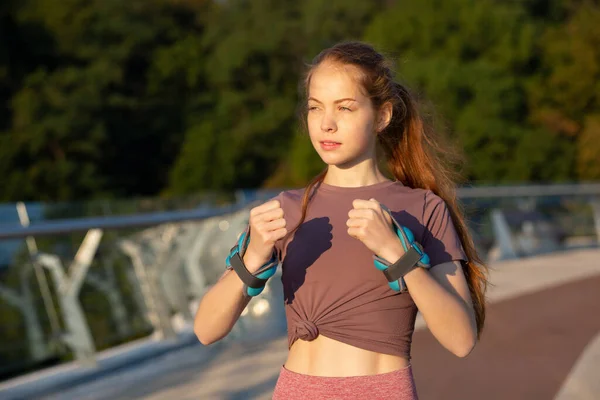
167,0,304,193
528,1,600,180
364,0,572,183
0,0,205,201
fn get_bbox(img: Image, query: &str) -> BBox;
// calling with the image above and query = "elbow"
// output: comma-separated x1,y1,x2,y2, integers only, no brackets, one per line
194,320,215,346
195,327,217,346
194,325,210,345
452,312,478,358
195,332,213,346
194,322,227,346
451,336,476,358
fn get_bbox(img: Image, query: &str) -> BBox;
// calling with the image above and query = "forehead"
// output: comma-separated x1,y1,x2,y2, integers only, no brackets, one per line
308,61,367,100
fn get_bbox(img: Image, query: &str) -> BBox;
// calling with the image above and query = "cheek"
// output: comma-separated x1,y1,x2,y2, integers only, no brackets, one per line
307,116,321,141
346,116,376,146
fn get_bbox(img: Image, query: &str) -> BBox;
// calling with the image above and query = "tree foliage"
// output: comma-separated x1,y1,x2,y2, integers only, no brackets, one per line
0,0,597,202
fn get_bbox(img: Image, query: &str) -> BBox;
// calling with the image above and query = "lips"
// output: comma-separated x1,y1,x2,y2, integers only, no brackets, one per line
320,141,341,151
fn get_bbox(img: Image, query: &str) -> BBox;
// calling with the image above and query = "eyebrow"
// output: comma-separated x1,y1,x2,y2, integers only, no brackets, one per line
307,97,356,104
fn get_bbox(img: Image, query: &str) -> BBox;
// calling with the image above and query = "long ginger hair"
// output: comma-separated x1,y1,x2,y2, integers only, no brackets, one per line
293,41,488,337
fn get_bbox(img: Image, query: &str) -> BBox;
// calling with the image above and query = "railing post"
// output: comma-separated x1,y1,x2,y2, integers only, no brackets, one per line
36,229,103,366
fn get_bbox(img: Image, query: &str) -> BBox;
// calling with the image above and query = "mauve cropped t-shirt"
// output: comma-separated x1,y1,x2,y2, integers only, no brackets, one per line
269,180,468,359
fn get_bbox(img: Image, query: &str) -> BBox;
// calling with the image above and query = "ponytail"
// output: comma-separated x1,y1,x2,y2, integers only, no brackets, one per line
382,82,487,337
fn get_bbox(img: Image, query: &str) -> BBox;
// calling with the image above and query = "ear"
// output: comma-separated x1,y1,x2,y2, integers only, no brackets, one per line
376,102,393,133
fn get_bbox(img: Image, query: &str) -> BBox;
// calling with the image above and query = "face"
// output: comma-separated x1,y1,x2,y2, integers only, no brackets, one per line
306,62,382,169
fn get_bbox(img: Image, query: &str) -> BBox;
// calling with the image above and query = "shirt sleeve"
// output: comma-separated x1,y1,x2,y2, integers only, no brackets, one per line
421,191,468,267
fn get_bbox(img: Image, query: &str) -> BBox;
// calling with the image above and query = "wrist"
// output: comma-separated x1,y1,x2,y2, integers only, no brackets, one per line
377,239,405,265
243,252,266,274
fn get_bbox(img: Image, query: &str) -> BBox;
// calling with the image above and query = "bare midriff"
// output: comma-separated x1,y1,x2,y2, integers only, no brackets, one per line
284,334,410,377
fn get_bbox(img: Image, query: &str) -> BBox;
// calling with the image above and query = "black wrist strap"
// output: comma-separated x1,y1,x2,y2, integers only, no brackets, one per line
382,246,424,282
230,252,269,289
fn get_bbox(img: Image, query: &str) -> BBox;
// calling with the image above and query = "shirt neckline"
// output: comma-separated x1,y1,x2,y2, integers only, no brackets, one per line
317,179,400,193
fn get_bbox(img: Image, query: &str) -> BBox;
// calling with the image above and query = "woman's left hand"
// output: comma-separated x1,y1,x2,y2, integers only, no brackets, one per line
347,198,405,262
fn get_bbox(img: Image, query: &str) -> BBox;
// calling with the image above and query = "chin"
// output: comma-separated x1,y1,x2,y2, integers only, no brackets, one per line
321,155,358,169
317,152,349,166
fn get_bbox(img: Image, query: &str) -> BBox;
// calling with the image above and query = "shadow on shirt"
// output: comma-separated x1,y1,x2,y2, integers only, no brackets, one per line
282,217,333,305
281,209,459,305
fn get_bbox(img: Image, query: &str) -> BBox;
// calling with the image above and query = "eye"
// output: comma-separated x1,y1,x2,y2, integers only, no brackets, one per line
339,106,352,112
307,105,319,111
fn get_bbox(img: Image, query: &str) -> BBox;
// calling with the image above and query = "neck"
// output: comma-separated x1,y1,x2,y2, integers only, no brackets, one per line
323,159,390,188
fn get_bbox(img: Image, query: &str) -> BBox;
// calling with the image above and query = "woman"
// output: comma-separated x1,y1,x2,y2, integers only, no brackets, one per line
194,41,487,399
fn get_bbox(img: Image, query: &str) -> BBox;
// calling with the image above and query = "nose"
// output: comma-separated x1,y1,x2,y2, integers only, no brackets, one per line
320,112,337,133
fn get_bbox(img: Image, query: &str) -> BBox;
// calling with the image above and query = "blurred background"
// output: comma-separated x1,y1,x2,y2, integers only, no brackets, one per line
0,0,599,399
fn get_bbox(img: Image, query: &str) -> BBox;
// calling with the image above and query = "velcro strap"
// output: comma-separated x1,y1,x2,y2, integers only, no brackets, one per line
229,252,269,289
382,246,423,282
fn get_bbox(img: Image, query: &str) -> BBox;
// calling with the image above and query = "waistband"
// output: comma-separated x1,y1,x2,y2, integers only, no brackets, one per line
272,364,418,400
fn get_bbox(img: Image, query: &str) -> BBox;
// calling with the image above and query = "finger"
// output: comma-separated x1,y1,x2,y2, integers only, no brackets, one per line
271,227,288,241
263,217,287,231
352,198,379,211
251,200,281,216
256,206,284,222
347,227,363,239
346,217,366,228
348,208,376,220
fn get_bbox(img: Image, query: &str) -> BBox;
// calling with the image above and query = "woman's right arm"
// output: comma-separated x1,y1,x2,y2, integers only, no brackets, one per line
193,199,286,345
193,257,259,345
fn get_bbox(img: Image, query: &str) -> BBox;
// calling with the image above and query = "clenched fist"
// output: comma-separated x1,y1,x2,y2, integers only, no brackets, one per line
244,199,287,273
346,198,404,263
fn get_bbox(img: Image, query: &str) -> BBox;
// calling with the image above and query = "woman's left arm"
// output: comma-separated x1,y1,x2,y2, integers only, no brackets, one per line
348,198,478,357
384,245,477,357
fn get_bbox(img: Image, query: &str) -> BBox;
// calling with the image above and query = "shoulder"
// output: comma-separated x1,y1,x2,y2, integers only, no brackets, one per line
279,188,305,202
423,189,447,210
382,184,452,225
421,190,457,230
392,186,444,207
382,183,430,216
274,188,304,204
270,188,305,214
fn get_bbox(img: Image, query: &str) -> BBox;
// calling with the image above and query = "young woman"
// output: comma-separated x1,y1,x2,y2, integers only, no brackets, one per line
194,41,487,399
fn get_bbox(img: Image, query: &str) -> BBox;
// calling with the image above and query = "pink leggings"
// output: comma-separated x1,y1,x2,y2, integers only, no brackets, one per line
272,365,418,399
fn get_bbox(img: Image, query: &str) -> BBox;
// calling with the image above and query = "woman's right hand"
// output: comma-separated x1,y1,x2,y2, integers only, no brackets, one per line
243,199,287,273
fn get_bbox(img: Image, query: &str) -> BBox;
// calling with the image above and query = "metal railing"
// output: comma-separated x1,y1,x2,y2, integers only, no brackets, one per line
0,184,598,379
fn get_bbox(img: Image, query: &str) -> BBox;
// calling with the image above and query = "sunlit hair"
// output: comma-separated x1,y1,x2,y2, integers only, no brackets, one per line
292,41,488,337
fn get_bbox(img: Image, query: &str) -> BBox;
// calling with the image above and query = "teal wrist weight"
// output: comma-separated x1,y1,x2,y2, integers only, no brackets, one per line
373,207,430,292
226,226,278,297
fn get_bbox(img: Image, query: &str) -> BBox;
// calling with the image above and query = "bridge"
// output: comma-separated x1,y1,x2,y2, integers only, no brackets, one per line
0,184,598,399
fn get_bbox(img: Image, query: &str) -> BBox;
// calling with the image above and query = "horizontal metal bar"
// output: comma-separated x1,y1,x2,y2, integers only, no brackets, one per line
0,204,244,240
1,184,599,240
457,183,600,198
